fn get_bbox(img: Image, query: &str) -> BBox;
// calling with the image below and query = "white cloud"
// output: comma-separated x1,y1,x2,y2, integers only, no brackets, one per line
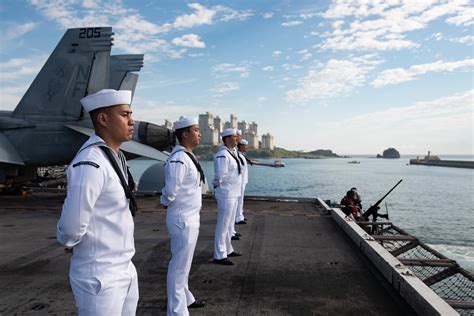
172,3,215,29
28,1,249,60
261,66,274,72
297,49,312,61
132,98,203,125
317,1,474,52
3,22,37,41
0,55,49,110
450,35,474,45
169,3,252,28
172,34,205,48
282,20,303,27
313,90,474,154
0,56,47,82
0,84,30,111
263,12,274,19
430,32,443,41
282,63,301,71
332,20,344,29
188,52,205,58
211,81,240,96
446,4,474,26
81,0,98,9
212,62,251,78
272,50,282,58
213,5,252,22
286,55,382,103
372,58,474,87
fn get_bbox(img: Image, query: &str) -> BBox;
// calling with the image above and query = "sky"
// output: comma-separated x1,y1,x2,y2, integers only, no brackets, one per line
0,0,473,155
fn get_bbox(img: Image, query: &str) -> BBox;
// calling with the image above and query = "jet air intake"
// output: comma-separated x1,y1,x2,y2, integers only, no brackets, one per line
135,121,175,151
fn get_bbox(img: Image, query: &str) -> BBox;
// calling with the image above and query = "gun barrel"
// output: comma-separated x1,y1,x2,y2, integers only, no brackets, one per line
373,179,403,207
362,179,402,219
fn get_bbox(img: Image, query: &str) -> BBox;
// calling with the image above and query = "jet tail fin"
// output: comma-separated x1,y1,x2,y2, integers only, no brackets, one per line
110,54,144,98
11,27,113,120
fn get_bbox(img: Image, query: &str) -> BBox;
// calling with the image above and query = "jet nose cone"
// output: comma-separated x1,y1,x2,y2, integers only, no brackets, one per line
134,121,175,151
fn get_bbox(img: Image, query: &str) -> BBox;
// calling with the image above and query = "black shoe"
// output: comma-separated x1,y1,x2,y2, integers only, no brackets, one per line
244,217,249,221
234,232,242,237
188,299,206,308
235,220,246,225
231,236,240,240
228,251,242,257
213,258,234,265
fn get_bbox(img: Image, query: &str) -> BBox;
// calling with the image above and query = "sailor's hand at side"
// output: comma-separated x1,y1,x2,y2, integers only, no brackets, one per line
64,247,73,254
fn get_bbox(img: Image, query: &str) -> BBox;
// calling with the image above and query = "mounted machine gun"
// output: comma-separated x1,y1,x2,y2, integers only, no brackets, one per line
361,179,403,222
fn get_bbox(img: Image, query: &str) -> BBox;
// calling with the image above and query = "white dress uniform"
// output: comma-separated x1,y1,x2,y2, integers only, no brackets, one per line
235,150,248,223
57,134,138,316
161,145,202,316
213,144,242,260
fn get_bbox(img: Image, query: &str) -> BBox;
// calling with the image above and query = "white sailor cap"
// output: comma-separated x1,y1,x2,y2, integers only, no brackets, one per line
173,117,198,130
239,139,248,145
80,89,132,112
237,129,242,136
221,128,237,137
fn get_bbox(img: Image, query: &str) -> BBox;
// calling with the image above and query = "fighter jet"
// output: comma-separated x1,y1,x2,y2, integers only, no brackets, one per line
0,27,174,186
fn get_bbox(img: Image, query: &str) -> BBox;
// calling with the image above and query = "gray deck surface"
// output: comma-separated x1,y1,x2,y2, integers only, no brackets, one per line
0,192,416,315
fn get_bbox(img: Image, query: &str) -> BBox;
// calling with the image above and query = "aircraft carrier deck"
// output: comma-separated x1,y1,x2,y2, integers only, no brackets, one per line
0,192,460,315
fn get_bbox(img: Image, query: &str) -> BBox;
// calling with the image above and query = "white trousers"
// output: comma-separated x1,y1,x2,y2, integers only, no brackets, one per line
70,264,139,316
235,183,247,223
167,221,199,316
214,197,238,259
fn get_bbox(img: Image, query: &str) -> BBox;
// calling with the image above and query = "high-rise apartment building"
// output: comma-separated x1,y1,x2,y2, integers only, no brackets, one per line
168,112,273,149
246,131,259,149
213,116,223,134
199,112,219,145
261,133,274,150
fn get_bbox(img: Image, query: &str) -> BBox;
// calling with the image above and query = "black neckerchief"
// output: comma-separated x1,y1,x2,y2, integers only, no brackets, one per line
183,151,206,184
225,148,241,174
237,152,244,166
242,154,253,166
100,146,137,217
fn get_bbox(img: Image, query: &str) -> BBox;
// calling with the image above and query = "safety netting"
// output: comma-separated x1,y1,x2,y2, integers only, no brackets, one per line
370,223,473,315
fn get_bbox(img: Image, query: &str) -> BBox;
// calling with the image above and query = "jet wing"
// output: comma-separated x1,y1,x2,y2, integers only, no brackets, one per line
0,134,25,165
121,139,169,162
66,125,169,161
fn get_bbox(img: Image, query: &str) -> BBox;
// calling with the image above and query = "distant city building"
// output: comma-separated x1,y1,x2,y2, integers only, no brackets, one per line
166,112,272,149
238,121,248,135
163,119,173,130
213,116,223,134
249,121,258,135
199,112,219,145
230,114,238,129
261,133,274,150
246,131,259,149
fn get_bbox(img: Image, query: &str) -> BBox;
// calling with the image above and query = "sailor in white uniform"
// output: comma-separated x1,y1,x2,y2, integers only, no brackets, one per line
235,139,251,225
57,89,138,315
213,128,243,265
229,130,245,240
161,117,206,315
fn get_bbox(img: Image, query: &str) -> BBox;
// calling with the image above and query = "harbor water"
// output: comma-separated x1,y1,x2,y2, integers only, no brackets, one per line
129,155,474,273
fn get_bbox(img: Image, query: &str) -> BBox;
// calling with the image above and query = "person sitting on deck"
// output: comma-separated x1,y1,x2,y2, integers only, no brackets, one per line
340,189,362,220
350,187,363,212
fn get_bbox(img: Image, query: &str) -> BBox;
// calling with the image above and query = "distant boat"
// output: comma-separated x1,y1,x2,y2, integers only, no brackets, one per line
348,160,360,164
252,159,285,167
274,160,285,167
